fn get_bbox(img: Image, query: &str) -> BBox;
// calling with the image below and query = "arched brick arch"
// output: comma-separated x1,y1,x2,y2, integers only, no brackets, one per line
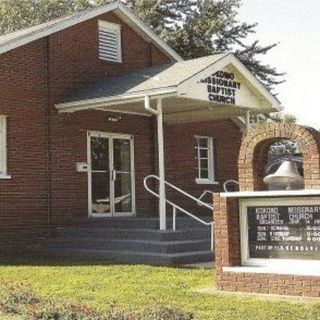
238,123,320,191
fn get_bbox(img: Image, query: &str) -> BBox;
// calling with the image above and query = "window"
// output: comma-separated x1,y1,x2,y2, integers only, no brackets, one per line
0,115,9,178
98,20,122,63
195,136,216,184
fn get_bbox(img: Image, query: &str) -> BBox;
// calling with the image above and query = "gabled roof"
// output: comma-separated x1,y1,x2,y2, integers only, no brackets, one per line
0,1,183,61
56,52,282,113
61,53,227,104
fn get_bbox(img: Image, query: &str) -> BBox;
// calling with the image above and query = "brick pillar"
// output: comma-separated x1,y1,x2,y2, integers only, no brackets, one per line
214,193,240,289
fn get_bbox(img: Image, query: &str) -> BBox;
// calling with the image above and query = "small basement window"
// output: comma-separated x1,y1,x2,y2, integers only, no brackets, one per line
0,115,9,178
98,20,122,63
195,136,216,184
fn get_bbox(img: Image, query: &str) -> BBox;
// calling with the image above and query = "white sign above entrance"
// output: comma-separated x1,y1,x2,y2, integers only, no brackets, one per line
201,71,241,105
178,63,270,111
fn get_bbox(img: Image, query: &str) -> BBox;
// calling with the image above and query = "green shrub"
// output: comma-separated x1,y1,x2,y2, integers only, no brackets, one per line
0,282,39,314
0,282,194,320
142,306,194,320
30,302,194,320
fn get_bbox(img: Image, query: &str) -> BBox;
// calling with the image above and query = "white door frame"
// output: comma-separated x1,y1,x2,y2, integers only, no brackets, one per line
87,131,136,218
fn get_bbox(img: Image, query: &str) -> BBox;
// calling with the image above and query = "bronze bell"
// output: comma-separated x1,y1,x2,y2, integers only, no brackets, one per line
263,160,304,190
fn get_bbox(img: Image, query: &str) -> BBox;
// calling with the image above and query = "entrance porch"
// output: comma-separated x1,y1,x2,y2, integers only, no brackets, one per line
39,52,281,264
55,52,280,226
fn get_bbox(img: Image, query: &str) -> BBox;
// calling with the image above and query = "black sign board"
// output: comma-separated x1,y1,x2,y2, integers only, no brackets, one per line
248,205,320,260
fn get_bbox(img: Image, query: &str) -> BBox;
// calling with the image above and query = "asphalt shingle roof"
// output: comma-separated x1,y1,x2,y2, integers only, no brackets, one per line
61,53,227,103
0,12,85,49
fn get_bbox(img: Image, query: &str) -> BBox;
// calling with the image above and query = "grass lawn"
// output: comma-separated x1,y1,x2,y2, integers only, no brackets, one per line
0,259,320,319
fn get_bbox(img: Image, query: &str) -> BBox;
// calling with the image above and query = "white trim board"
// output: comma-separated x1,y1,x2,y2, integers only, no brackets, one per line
56,88,178,113
0,1,182,62
0,115,8,177
220,189,320,198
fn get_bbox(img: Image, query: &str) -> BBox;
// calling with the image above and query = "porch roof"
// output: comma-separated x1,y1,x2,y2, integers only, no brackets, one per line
55,52,282,124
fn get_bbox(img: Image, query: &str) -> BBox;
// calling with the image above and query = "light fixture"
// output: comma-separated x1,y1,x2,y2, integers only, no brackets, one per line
107,114,122,122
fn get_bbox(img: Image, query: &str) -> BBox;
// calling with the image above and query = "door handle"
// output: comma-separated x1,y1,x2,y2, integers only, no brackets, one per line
112,170,117,181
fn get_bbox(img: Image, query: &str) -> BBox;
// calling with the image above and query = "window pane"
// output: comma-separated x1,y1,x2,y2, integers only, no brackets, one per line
91,172,110,214
200,169,209,179
91,137,109,171
113,139,131,172
114,173,132,213
200,149,208,158
200,159,208,170
198,138,208,148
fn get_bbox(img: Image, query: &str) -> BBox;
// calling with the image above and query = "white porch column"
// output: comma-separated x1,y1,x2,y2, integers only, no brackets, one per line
157,98,166,230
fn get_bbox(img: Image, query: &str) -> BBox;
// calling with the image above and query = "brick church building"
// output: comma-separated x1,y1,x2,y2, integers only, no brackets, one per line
0,1,281,263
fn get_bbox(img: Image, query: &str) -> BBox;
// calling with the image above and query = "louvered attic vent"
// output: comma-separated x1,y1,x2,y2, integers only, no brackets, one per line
98,20,122,63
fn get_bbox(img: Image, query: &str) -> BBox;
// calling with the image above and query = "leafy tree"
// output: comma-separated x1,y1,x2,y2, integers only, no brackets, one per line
0,0,92,33
252,112,300,157
0,0,284,91
123,0,284,90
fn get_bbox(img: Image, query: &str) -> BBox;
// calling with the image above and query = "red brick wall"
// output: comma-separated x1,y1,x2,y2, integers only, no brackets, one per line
164,119,242,216
49,112,157,222
0,39,49,247
48,12,171,104
0,10,172,244
218,272,320,297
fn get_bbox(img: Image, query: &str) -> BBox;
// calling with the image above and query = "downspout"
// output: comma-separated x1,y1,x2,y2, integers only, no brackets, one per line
144,96,167,230
144,95,158,115
45,37,52,237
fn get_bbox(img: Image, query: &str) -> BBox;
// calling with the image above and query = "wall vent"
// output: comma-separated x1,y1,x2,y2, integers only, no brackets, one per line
98,20,122,63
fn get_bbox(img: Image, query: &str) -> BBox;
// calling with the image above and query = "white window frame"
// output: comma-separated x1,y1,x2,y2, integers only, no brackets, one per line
195,136,217,185
98,20,122,63
0,115,10,179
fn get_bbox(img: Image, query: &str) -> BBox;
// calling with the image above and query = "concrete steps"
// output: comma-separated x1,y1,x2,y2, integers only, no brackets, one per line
39,248,213,265
39,216,214,265
43,238,211,253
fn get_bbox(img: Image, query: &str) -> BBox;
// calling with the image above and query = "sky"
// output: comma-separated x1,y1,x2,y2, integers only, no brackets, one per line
238,0,320,128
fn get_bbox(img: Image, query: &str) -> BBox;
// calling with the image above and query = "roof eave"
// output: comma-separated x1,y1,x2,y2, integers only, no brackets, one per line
0,1,183,62
0,2,118,55
227,53,282,112
55,87,178,113
115,2,183,62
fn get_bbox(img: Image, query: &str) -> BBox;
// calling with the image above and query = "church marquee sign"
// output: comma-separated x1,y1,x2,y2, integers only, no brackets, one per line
240,198,320,264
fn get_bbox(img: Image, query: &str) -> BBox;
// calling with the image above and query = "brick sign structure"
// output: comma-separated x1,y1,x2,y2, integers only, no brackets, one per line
214,123,320,297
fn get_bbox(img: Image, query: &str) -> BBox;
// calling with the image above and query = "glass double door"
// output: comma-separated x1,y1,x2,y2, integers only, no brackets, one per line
88,132,135,217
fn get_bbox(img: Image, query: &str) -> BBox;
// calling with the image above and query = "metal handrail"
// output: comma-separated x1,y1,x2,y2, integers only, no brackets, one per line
223,179,240,192
143,175,214,251
197,190,215,206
